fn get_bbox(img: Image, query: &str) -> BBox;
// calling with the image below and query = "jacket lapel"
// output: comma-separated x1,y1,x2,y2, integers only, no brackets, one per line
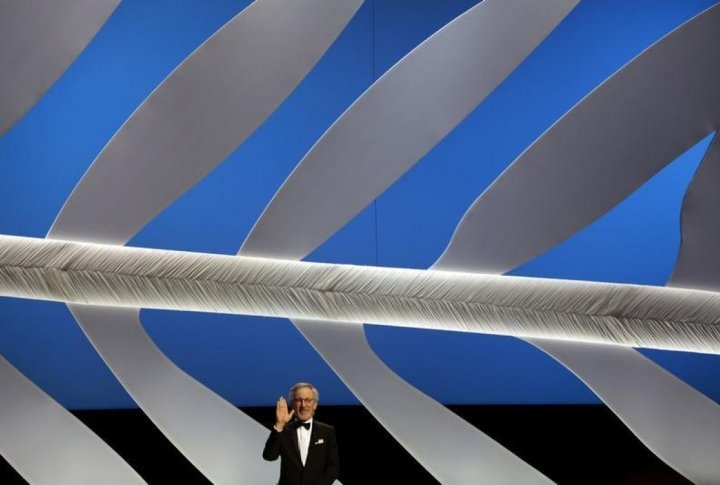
305,422,320,468
289,421,302,465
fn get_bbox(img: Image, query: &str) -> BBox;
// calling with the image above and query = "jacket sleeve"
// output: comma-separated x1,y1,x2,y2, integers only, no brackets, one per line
321,426,339,485
262,428,282,461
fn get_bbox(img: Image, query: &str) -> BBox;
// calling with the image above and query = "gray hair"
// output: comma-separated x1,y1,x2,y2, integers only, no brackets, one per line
289,382,319,403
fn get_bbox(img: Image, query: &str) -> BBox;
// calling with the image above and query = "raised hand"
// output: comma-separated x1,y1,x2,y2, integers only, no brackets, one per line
275,396,294,430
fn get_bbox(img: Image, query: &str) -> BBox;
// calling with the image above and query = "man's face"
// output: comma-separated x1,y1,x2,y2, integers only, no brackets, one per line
292,387,317,422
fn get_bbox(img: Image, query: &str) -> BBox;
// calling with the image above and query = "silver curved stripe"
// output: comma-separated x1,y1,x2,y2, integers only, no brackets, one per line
242,0,577,482
438,3,720,274
50,0,364,245
48,0,362,482
521,347,720,484
295,319,552,485
67,305,277,485
0,353,145,484
669,132,720,291
0,0,119,135
524,339,720,484
438,6,720,483
243,0,579,260
244,2,720,482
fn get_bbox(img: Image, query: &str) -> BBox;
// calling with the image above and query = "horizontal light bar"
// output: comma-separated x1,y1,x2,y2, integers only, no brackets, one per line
1,234,719,354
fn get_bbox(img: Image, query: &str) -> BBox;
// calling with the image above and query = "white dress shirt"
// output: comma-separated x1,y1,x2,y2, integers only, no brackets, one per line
296,419,313,466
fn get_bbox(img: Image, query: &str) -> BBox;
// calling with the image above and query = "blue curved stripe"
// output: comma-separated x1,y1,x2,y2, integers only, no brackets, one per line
47,0,362,482
242,0,577,481
669,132,720,291
439,5,720,482
0,0,119,135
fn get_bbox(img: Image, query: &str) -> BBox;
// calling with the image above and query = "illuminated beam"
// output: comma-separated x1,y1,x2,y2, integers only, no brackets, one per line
2,234,720,354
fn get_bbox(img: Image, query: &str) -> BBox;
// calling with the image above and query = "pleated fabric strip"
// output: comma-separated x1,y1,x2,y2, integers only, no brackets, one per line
2,234,720,355
0,0,119,135
243,0,577,481
0,354,146,485
45,0,362,482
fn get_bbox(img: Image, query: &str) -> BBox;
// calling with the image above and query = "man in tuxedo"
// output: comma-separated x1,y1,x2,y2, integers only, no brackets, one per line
263,382,339,485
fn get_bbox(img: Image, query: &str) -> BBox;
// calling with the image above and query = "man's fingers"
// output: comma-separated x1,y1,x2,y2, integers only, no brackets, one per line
276,396,292,422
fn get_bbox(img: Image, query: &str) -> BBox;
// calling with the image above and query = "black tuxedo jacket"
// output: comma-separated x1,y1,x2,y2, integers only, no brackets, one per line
263,419,339,485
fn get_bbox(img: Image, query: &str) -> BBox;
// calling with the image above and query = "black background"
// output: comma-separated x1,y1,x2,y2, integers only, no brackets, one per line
1,405,690,484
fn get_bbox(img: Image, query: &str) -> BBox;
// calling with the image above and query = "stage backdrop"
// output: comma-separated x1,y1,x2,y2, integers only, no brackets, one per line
1,0,719,410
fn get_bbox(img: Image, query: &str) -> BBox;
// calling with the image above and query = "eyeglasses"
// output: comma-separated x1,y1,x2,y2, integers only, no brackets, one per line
292,398,315,405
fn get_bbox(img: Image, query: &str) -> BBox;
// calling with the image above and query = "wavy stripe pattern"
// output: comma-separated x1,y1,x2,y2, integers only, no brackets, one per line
524,339,720,484
294,320,553,484
438,5,720,482
46,0,361,482
67,305,277,484
1,0,124,477
4,1,715,483
245,2,720,482
669,132,720,291
0,354,145,484
50,0,364,245
243,0,579,260
243,1,576,480
438,3,720,274
0,0,119,135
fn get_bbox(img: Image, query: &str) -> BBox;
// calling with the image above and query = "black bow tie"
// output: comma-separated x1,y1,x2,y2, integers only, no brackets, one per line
298,421,310,430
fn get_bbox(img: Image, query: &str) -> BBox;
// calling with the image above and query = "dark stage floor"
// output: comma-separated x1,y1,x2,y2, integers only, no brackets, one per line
1,404,690,484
